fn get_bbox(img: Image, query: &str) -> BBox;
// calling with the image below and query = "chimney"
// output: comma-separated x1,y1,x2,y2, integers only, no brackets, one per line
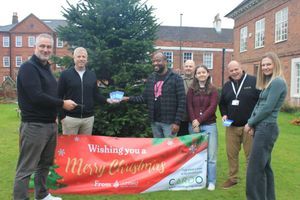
213,13,222,33
12,12,18,24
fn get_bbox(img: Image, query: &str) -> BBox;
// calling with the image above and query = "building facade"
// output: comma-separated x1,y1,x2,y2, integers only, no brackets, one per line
0,13,70,85
226,0,300,105
0,13,233,89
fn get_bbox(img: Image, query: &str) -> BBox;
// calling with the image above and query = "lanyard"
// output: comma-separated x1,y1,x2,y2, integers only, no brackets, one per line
231,74,247,99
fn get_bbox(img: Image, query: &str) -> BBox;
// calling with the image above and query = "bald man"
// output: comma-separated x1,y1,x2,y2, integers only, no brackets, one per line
178,59,196,136
219,60,260,189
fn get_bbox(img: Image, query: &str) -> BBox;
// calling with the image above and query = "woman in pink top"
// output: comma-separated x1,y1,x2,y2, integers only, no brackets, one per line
187,65,218,191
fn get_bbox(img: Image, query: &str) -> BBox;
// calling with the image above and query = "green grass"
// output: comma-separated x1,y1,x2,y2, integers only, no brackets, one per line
0,104,299,200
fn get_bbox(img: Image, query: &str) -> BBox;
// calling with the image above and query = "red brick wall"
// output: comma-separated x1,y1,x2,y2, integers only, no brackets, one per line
155,40,233,88
0,15,72,83
232,0,300,105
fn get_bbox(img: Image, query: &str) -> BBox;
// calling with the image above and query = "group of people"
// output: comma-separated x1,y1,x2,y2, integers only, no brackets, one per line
13,33,287,200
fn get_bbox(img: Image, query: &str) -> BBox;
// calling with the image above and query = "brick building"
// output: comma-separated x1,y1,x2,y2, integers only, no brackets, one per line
0,13,70,85
0,13,233,89
226,0,300,105
156,26,233,87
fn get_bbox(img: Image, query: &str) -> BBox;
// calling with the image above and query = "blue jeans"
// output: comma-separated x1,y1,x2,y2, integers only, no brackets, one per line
189,123,218,185
151,122,177,138
246,122,278,200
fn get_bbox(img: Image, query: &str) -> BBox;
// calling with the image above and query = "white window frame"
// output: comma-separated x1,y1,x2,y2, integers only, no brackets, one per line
255,18,265,48
28,36,35,47
203,52,213,69
15,36,22,47
183,52,193,64
240,26,248,52
291,58,300,98
3,36,10,47
275,7,288,43
163,51,173,68
56,38,63,48
16,56,22,67
3,56,10,67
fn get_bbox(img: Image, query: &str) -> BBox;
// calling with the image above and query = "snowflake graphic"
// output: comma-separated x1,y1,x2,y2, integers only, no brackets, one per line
58,148,65,157
189,144,197,154
167,140,174,146
74,136,80,142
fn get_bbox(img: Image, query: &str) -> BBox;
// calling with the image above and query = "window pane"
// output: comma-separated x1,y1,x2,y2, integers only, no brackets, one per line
163,51,173,68
275,7,288,43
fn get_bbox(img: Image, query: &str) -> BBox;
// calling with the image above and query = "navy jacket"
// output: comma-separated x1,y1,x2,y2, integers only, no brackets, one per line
57,67,106,119
219,73,260,126
129,69,186,125
17,55,63,123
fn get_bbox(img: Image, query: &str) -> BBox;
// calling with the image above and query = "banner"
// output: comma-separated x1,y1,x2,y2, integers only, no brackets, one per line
45,134,208,194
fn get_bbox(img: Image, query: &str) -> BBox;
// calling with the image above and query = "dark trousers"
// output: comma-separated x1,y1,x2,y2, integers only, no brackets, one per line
246,122,279,200
13,122,57,200
178,121,189,136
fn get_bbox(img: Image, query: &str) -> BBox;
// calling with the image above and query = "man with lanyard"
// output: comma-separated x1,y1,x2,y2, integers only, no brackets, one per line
219,60,260,189
123,51,186,138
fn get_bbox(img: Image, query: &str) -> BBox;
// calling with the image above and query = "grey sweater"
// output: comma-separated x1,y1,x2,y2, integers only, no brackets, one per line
248,77,287,127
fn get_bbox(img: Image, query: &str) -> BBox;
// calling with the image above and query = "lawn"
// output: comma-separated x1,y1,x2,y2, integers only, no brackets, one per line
0,103,299,200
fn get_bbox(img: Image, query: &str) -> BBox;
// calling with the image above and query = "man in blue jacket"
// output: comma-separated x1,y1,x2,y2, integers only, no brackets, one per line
123,51,186,138
14,33,77,200
58,47,110,135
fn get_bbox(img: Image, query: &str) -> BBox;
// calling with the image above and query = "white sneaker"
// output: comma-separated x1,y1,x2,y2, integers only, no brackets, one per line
207,183,215,191
35,193,62,200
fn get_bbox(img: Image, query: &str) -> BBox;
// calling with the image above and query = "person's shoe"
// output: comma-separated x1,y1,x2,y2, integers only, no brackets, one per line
35,193,62,200
207,183,215,191
222,179,237,189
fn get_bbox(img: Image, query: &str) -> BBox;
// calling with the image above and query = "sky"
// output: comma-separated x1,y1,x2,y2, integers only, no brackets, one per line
0,0,243,28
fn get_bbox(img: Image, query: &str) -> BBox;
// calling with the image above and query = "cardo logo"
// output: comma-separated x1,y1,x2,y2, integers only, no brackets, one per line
169,176,203,186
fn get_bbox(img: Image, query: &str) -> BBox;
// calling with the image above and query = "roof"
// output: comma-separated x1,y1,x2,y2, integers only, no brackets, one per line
0,15,233,43
225,0,262,19
41,19,67,31
157,26,233,43
0,18,67,32
0,24,16,32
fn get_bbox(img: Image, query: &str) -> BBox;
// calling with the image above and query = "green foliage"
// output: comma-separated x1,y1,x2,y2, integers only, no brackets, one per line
56,0,159,136
280,101,300,114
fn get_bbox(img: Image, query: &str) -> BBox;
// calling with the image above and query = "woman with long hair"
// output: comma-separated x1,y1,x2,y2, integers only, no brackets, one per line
244,52,287,200
187,65,218,191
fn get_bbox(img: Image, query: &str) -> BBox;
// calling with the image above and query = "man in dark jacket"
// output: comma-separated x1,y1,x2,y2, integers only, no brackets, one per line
14,33,77,200
219,60,260,189
123,51,186,138
58,47,109,135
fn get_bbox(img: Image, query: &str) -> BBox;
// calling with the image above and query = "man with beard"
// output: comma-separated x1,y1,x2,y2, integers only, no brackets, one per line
14,33,77,200
123,51,185,138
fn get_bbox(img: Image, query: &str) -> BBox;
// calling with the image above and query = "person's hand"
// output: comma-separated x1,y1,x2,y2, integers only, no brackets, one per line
122,96,130,102
63,100,77,111
193,126,200,133
192,119,199,128
244,123,254,136
107,98,121,104
171,124,180,134
222,115,228,121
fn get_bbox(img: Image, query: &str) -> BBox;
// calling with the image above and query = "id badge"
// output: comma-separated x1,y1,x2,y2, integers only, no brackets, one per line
231,99,240,106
